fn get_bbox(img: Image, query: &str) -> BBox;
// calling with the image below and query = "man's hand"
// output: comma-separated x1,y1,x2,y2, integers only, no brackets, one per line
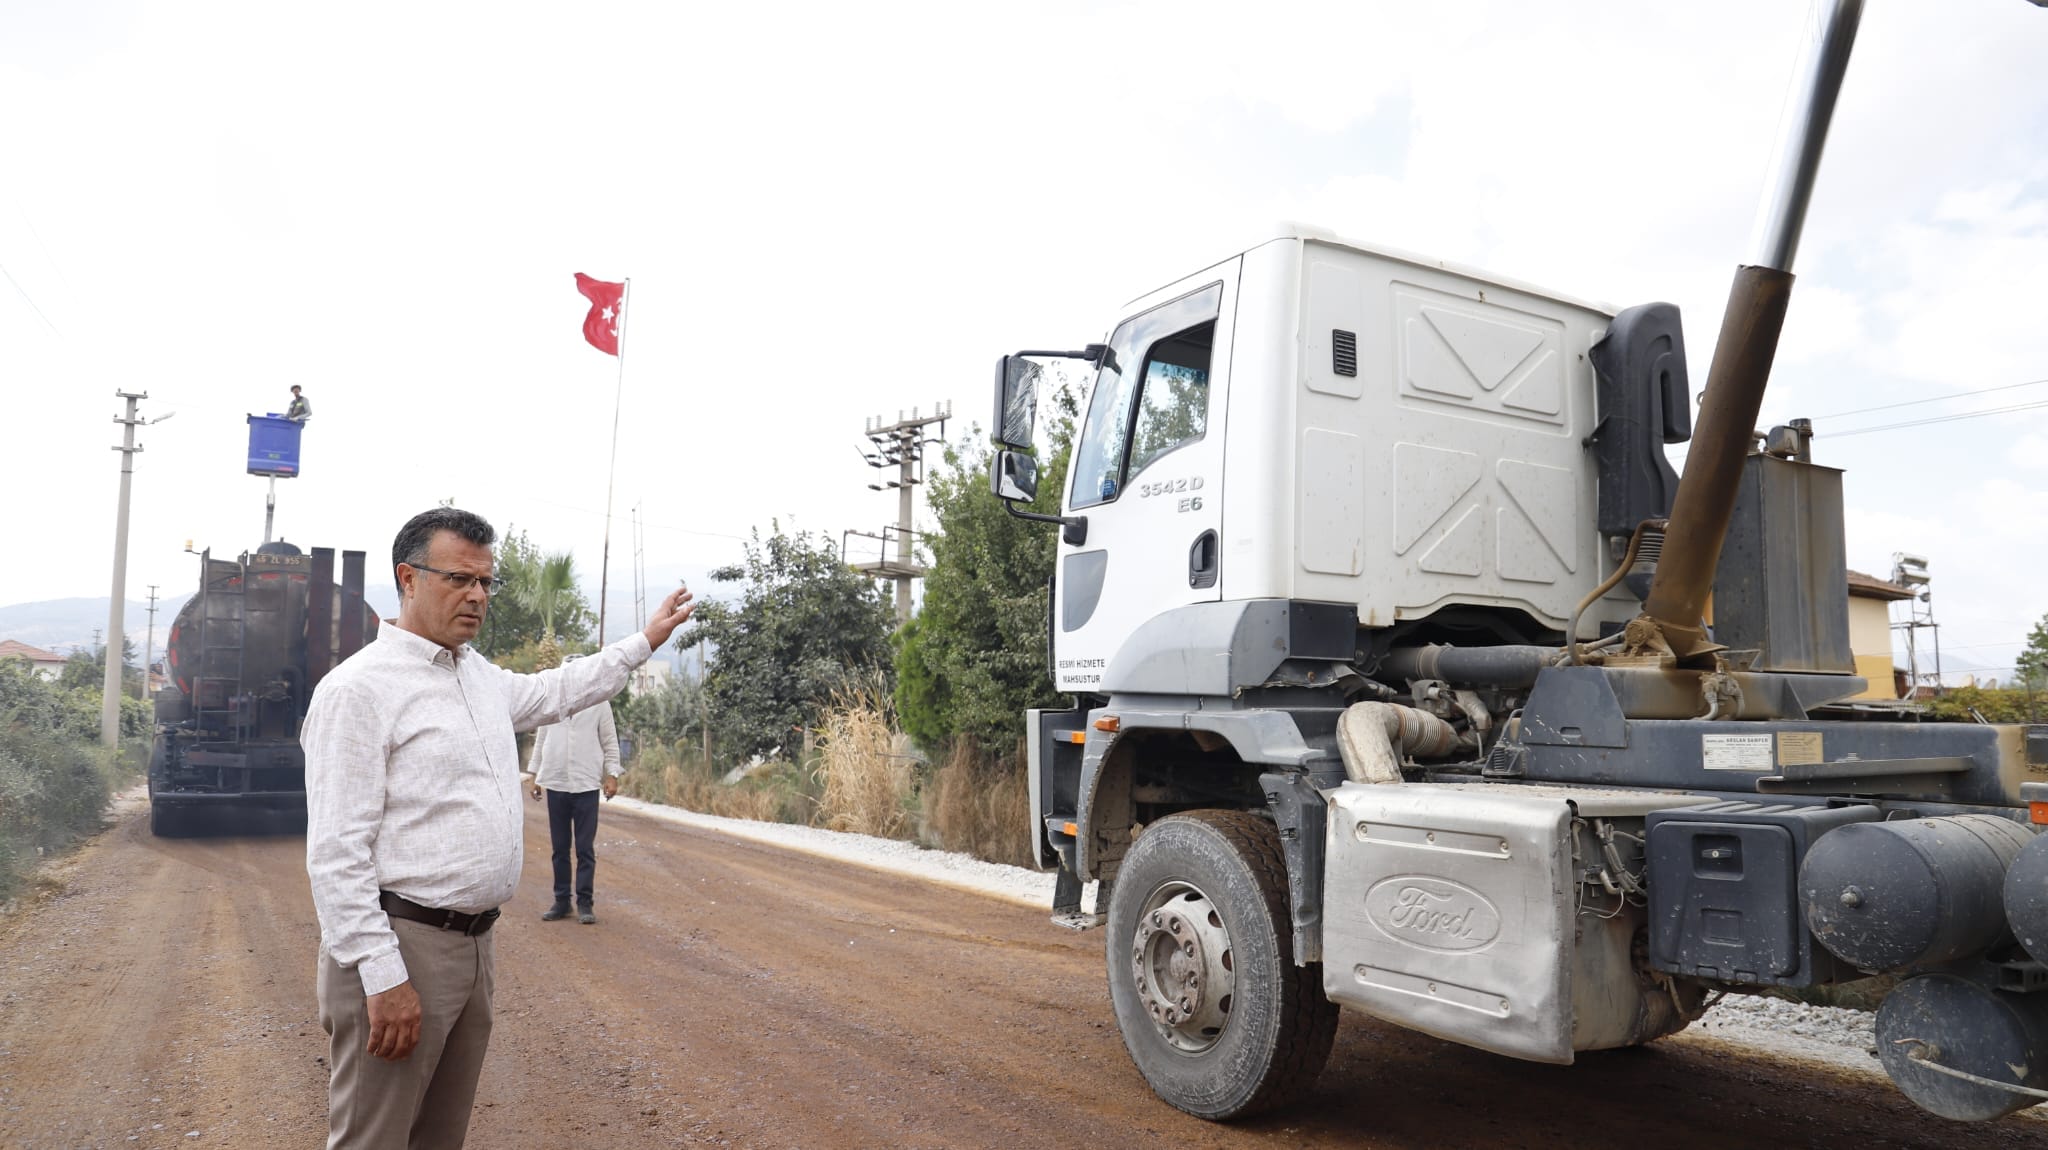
366,981,423,1062
603,775,619,800
643,584,697,651
531,784,543,802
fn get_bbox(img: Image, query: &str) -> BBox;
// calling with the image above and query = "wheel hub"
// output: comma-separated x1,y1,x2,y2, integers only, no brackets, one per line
1131,884,1236,1053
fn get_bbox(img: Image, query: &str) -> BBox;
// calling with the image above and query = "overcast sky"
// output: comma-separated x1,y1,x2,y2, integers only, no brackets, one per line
4,1,2046,678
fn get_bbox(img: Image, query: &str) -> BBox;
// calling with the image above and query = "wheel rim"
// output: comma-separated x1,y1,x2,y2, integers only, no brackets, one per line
1130,880,1236,1054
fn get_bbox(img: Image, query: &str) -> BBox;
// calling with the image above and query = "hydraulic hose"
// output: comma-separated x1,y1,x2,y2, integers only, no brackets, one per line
1569,518,1665,664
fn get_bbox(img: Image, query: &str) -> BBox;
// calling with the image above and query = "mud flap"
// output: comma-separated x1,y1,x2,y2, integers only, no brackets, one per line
1050,864,1106,930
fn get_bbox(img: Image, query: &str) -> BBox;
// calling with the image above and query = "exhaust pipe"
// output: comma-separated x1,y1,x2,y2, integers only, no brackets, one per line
1634,0,1864,660
1336,703,1465,785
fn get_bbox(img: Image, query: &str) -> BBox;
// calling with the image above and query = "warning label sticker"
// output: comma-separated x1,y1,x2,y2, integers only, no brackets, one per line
1777,731,1824,767
1702,733,1775,771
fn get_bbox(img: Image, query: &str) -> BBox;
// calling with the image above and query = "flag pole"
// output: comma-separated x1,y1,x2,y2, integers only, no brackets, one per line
597,277,631,648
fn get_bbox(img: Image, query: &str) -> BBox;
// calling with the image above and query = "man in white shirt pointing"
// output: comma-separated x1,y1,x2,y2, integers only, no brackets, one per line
302,507,694,1149
525,655,621,925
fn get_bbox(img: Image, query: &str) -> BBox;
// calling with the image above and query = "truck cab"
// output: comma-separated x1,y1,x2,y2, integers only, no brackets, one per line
992,220,2048,1125
1041,225,1645,699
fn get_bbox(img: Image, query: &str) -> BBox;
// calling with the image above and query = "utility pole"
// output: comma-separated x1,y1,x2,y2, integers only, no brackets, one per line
103,391,148,748
698,638,711,768
853,403,949,625
632,502,647,632
142,585,160,702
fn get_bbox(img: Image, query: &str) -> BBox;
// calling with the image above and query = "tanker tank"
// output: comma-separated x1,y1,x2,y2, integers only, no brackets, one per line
148,541,380,836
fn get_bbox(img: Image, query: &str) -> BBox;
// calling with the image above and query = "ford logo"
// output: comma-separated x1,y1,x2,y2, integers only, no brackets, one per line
1364,875,1502,952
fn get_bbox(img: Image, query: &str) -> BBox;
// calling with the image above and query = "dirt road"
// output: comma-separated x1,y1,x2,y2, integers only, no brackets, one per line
4,797,2048,1150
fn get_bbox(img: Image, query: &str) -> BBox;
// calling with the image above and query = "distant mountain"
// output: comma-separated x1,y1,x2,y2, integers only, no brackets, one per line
0,585,400,661
0,596,192,658
0,563,728,665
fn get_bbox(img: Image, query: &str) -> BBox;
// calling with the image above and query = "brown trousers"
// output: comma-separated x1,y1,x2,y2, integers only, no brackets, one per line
318,916,496,1149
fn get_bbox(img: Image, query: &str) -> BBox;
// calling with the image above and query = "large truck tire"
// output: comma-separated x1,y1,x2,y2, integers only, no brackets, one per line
146,768,182,839
1105,809,1338,1120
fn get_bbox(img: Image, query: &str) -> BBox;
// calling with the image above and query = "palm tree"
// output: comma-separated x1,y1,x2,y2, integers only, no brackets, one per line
514,550,579,667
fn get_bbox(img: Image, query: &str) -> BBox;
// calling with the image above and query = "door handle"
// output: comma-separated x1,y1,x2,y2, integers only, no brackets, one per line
1188,530,1218,590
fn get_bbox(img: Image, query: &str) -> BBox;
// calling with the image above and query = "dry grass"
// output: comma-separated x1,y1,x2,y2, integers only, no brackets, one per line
813,686,917,840
922,740,1032,868
620,740,814,825
618,693,1033,867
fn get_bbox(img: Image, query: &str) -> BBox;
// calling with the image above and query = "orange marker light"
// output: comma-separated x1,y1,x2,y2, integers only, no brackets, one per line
2031,802,2048,826
1094,715,1120,733
1061,821,1079,837
1065,730,1086,745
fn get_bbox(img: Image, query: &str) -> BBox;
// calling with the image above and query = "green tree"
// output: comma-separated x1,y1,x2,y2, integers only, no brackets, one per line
692,523,893,762
2017,614,2048,693
57,639,141,695
616,668,707,752
2012,614,2048,723
475,530,593,660
513,549,581,667
896,380,1079,758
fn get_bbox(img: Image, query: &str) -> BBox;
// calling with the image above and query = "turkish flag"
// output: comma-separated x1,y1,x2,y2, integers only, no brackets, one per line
575,273,625,356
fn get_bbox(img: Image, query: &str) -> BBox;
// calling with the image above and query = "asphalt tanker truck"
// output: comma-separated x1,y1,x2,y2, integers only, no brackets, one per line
148,541,379,836
990,0,2048,1124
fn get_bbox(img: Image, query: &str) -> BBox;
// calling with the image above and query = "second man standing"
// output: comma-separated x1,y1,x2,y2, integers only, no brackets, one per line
527,654,623,925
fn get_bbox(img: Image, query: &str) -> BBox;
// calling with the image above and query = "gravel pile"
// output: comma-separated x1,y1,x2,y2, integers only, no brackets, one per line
613,795,1098,911
1690,993,1879,1073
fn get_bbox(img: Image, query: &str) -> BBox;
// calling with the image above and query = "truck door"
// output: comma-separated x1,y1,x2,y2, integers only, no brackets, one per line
1053,265,1237,693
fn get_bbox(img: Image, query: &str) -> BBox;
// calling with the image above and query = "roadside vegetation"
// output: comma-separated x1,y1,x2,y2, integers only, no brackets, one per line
0,656,147,902
613,387,1079,868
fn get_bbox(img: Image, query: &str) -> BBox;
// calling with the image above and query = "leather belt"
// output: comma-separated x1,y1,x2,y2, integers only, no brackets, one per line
379,890,500,936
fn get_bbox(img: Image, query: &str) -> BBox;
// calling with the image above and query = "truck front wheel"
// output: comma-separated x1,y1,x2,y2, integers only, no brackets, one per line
1105,809,1338,1120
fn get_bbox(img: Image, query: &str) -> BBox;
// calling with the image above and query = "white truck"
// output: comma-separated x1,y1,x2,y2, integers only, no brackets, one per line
991,0,2048,1125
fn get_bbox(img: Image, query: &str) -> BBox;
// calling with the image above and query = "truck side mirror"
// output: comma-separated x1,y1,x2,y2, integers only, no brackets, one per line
991,450,1039,504
993,355,1040,450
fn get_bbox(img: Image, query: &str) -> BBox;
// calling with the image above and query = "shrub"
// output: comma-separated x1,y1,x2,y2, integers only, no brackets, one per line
620,739,818,826
0,662,139,901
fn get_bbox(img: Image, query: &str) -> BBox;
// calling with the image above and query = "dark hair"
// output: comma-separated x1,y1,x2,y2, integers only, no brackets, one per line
391,508,496,593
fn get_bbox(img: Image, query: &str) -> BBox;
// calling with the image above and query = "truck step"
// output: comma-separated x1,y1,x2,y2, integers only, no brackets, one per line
1049,910,1106,931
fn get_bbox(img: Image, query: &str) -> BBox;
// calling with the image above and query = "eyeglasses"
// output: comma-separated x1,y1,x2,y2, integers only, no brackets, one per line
407,563,508,597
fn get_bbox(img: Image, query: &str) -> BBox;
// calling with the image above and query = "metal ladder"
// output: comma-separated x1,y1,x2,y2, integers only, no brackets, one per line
192,553,246,737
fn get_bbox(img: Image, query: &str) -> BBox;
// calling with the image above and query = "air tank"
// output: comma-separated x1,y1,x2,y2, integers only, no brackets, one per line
1799,814,2034,972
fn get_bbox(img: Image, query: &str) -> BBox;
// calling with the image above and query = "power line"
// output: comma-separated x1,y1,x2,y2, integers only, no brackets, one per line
1936,640,2022,653
1814,375,2048,421
0,257,59,337
511,493,751,544
1822,398,2048,439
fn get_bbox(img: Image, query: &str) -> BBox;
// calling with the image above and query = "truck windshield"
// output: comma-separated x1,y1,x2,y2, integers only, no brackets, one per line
1070,283,1222,509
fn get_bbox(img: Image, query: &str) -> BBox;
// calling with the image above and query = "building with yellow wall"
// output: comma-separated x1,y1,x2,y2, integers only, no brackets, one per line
1846,569,1915,700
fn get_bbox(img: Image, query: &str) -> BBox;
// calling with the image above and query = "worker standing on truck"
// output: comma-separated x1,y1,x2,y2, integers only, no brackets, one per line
525,653,624,925
285,384,312,423
302,507,696,1149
